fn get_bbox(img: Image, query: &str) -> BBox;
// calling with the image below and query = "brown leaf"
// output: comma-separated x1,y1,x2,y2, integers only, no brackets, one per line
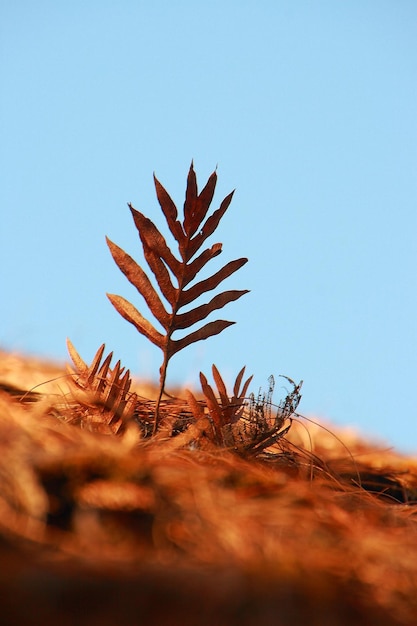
235,368,253,400
109,368,132,413
106,294,165,349
186,190,234,260
66,338,90,374
153,175,184,242
194,169,217,227
233,366,246,397
174,290,249,330
106,237,170,328
183,164,217,238
185,389,205,421
141,242,178,307
68,343,113,390
199,375,219,414
198,365,254,442
102,361,130,413
183,242,222,286
183,162,198,236
179,258,248,307
211,364,229,408
211,364,249,424
170,319,235,356
199,371,223,438
230,368,253,422
129,206,181,277
94,352,114,392
65,341,137,432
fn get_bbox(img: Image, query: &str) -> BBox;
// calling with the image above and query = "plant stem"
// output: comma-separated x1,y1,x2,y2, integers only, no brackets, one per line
154,353,169,434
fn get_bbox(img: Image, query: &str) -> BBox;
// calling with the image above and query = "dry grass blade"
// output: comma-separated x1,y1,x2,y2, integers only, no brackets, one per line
106,163,249,433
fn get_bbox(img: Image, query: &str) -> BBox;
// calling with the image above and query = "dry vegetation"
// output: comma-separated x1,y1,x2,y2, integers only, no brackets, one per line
0,348,416,626
1,166,416,625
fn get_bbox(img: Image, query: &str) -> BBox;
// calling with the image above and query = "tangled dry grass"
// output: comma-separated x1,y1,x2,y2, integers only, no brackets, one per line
0,348,416,625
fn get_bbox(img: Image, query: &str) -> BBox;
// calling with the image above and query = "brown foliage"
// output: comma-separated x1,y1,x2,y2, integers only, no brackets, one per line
106,163,248,431
64,339,137,434
1,350,417,625
197,364,252,444
63,341,300,454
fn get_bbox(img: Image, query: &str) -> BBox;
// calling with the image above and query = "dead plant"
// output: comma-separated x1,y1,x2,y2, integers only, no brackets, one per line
105,163,249,432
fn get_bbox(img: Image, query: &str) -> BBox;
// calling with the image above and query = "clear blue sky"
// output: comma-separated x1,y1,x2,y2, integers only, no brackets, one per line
1,1,416,453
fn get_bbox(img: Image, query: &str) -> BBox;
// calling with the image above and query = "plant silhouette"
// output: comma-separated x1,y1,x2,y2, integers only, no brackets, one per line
106,163,249,432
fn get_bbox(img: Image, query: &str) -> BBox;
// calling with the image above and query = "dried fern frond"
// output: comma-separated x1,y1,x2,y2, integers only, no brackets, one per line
186,365,253,446
64,339,137,434
106,163,249,432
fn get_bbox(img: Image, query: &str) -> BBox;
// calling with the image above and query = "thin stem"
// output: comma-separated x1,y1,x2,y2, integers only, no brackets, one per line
153,353,169,434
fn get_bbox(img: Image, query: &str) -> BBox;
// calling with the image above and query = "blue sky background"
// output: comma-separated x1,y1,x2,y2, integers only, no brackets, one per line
1,1,416,453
